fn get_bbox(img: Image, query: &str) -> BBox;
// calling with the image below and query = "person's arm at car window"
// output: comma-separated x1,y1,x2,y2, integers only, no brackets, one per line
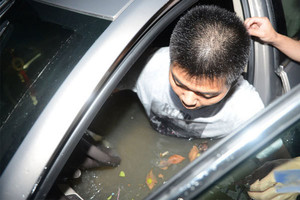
244,17,300,63
248,157,300,200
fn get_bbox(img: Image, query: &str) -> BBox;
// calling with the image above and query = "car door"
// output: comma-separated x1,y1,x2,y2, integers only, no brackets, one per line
242,0,300,105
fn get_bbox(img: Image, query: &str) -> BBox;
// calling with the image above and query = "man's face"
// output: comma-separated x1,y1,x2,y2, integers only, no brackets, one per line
169,63,230,110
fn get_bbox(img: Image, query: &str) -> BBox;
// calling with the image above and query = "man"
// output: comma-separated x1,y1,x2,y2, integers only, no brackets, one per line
133,5,264,138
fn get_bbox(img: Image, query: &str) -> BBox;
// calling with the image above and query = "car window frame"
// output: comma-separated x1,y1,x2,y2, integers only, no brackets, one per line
246,0,284,105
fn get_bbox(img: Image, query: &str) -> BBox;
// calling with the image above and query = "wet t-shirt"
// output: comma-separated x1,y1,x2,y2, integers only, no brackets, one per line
133,47,264,138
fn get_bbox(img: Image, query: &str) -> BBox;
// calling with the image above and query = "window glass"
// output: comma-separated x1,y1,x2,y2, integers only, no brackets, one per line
195,120,300,200
0,0,111,175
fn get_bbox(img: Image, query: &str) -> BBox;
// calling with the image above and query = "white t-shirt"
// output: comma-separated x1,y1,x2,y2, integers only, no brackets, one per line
134,47,264,138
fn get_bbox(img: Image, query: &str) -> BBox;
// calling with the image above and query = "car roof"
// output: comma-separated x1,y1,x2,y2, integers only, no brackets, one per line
33,0,134,21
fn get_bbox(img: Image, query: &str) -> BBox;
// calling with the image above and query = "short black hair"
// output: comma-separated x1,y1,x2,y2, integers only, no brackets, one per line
170,5,250,85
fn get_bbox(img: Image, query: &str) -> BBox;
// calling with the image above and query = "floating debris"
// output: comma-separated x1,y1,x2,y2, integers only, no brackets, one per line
158,159,170,170
158,154,185,170
168,154,185,164
188,142,209,162
160,151,169,157
107,193,114,200
198,142,208,152
146,170,157,190
119,171,126,177
158,173,164,179
189,145,200,162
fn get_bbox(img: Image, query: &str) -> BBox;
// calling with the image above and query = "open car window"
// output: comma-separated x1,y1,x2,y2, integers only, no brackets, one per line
47,77,300,200
44,1,292,199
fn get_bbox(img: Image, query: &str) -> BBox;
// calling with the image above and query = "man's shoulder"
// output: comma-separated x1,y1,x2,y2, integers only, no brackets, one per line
227,77,264,117
135,46,171,95
137,47,170,82
153,46,170,55
234,77,261,97
145,47,170,70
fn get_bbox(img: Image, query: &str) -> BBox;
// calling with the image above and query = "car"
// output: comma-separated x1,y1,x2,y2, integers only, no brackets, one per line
0,0,299,199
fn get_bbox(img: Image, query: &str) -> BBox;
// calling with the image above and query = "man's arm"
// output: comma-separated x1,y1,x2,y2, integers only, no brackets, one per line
244,17,300,63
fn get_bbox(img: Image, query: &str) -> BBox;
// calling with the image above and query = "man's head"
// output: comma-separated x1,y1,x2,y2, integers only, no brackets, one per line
169,5,250,109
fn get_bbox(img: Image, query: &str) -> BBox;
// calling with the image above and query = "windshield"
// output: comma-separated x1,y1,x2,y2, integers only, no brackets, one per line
0,0,111,175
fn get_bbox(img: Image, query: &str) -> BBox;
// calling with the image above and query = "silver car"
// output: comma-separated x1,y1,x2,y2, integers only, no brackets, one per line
0,0,299,199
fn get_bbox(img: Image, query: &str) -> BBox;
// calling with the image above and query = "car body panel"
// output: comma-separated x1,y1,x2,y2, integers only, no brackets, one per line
0,0,172,199
34,0,134,21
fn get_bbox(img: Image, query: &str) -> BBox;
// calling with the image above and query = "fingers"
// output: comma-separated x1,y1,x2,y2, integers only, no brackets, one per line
244,17,269,29
249,189,299,200
250,172,276,192
247,26,263,38
248,186,279,200
244,17,277,43
244,17,267,38
248,189,298,200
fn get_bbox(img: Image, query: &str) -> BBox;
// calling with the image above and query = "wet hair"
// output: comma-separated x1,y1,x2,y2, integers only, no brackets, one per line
170,5,250,86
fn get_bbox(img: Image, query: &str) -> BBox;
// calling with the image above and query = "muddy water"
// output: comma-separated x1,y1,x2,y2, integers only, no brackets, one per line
70,91,220,200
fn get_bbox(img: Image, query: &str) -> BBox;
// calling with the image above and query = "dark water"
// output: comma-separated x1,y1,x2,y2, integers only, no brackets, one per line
70,91,219,200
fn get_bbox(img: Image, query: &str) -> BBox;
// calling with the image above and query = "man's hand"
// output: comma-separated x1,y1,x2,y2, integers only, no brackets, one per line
248,157,300,200
244,17,300,62
244,17,278,44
